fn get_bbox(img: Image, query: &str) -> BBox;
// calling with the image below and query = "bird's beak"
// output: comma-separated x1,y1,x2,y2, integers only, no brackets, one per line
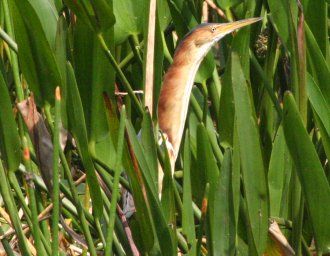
214,17,262,37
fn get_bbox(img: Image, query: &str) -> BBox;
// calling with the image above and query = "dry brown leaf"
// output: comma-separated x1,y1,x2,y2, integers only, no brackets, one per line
17,95,53,191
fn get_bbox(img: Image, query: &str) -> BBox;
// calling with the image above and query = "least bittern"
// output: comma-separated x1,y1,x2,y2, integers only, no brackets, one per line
158,17,262,171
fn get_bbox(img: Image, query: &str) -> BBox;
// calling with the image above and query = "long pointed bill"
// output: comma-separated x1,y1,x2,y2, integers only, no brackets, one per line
214,17,262,38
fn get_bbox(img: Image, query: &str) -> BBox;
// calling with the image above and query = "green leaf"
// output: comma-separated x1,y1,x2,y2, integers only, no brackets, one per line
9,0,62,105
91,0,116,31
27,0,58,48
215,0,242,9
231,52,269,255
63,0,96,31
268,126,292,217
63,0,115,32
267,0,297,51
125,121,158,196
283,92,330,254
72,19,116,167
301,0,328,59
66,62,103,218
159,134,177,253
141,109,158,186
118,122,156,253
113,0,146,43
125,121,175,255
219,27,251,147
196,123,220,253
213,148,235,255
0,71,21,172
305,23,330,104
232,121,241,233
182,130,196,255
306,74,330,136
54,16,68,128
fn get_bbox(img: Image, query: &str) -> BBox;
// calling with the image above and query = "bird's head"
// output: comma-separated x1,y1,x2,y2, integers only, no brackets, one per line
175,17,262,62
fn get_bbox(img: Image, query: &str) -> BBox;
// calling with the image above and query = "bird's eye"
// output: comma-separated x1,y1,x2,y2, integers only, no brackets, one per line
211,26,216,33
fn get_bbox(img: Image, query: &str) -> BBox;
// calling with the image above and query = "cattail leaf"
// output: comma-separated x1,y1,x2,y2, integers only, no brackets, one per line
66,62,103,218
113,0,145,43
182,130,196,255
306,73,330,136
268,126,292,217
196,123,220,253
0,71,21,172
231,52,269,255
219,27,251,147
91,0,115,31
126,121,158,196
63,0,115,32
212,148,236,255
72,19,116,166
126,121,175,255
301,0,328,58
305,24,330,104
9,0,62,105
283,92,330,254
267,0,297,51
141,109,158,185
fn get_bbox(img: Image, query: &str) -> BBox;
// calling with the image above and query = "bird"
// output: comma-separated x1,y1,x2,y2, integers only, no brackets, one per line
123,18,262,214
157,17,262,176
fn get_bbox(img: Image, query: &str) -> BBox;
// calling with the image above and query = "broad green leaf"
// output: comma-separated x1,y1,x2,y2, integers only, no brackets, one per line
213,148,235,255
64,0,115,32
232,121,241,232
267,0,297,51
27,0,58,48
301,0,328,59
126,121,175,255
159,134,177,253
9,0,62,105
305,24,330,104
157,0,171,31
313,113,330,166
268,127,291,217
306,74,330,136
182,131,196,255
91,0,116,31
0,70,21,172
215,0,242,9
196,123,220,253
121,140,156,253
113,0,145,43
63,0,96,31
66,62,103,218
126,121,158,196
72,19,116,168
231,52,269,255
283,92,330,254
141,110,158,185
219,27,251,147
54,16,68,128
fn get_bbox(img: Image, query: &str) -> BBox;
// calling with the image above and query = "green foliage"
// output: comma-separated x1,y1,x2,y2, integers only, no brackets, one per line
0,0,329,255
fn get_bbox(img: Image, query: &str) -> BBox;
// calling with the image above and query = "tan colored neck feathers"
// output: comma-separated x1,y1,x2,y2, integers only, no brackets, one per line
158,41,202,158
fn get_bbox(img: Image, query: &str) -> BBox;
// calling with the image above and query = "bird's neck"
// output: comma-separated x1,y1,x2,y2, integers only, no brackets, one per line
158,46,205,157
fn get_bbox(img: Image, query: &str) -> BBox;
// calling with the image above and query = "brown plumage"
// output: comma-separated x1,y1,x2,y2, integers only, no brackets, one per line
158,18,262,163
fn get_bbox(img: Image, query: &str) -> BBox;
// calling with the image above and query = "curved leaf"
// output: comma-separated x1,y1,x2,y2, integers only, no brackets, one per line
231,52,269,255
66,63,103,218
9,0,62,105
283,92,330,254
0,71,21,172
